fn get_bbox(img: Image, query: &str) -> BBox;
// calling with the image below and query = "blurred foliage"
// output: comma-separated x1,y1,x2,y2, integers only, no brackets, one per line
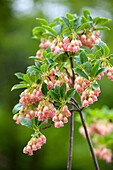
0,0,113,169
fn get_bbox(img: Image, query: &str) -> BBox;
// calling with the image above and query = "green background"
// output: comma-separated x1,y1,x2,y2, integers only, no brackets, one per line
0,0,113,169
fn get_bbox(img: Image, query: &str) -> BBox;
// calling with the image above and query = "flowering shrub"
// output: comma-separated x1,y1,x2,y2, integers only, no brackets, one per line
12,9,113,169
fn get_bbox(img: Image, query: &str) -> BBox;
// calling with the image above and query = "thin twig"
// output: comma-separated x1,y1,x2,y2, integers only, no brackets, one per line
78,110,100,170
67,101,78,109
63,67,71,78
39,122,54,131
70,109,78,112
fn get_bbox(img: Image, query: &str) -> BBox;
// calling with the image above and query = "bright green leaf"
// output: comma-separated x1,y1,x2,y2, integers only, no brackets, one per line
66,13,73,19
42,25,57,37
95,18,111,25
83,9,90,19
95,26,110,31
14,72,24,80
41,64,47,72
36,18,48,25
11,84,28,91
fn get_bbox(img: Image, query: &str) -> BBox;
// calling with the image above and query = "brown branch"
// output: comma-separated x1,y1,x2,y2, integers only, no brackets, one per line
63,67,71,78
78,110,100,170
39,122,54,131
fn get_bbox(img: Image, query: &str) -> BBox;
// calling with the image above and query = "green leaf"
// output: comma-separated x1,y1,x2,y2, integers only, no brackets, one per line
108,54,113,59
73,68,89,80
59,62,67,70
73,17,82,30
66,13,73,19
12,103,23,114
38,119,47,127
42,51,47,59
95,18,111,25
35,62,41,71
91,59,100,64
24,73,31,83
94,49,102,58
15,72,24,80
91,61,101,77
83,9,91,18
93,16,100,23
46,58,54,64
63,32,71,37
31,117,38,126
41,82,48,96
103,45,110,56
62,17,71,27
53,24,61,36
41,64,47,72
42,25,57,37
36,18,48,25
54,85,60,95
77,22,90,31
46,46,51,53
48,63,58,72
20,118,32,129
60,82,66,98
84,62,92,76
11,84,28,91
29,56,44,62
80,51,88,64
31,131,40,137
42,32,56,38
53,52,63,60
65,89,76,101
96,67,109,77
74,56,81,65
95,26,110,31
32,27,45,33
49,91,59,101
47,52,53,58
91,83,100,90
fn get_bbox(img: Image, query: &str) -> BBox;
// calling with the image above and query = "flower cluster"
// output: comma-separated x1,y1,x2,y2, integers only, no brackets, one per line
80,31,101,49
52,105,71,128
74,76,100,107
13,106,36,124
106,67,113,81
35,100,56,122
19,85,43,107
79,119,113,163
42,68,70,91
74,76,90,93
81,88,100,107
94,145,112,163
39,36,82,56
79,120,113,137
23,135,46,156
